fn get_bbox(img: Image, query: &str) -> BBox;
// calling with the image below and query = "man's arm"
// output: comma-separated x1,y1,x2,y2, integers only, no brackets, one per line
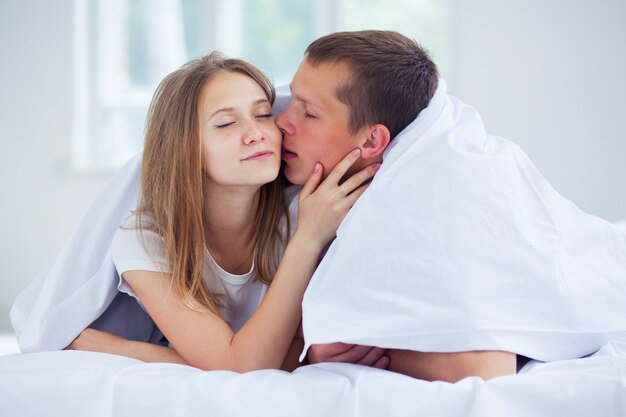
388,349,516,382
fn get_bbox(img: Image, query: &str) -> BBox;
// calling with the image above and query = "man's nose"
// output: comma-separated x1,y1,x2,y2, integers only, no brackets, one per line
275,106,295,135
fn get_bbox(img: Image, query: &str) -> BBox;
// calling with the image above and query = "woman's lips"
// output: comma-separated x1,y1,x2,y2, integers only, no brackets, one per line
281,148,297,160
242,151,273,161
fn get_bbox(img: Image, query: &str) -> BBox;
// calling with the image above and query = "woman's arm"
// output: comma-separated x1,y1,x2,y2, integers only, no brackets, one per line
73,150,376,372
67,236,321,372
280,336,305,372
129,151,374,372
155,152,374,372
69,313,308,372
67,328,189,365
69,327,306,371
66,229,315,371
125,233,321,372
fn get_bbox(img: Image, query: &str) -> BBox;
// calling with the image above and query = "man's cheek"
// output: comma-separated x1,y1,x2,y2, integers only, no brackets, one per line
289,156,315,184
324,153,347,176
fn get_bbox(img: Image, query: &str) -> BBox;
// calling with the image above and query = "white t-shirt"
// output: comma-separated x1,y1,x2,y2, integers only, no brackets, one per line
111,187,299,333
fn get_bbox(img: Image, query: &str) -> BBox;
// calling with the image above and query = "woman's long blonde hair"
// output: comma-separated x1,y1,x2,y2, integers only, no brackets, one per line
137,52,290,317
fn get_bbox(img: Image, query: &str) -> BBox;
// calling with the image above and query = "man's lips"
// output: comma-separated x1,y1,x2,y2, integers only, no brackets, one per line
242,150,273,161
281,147,297,160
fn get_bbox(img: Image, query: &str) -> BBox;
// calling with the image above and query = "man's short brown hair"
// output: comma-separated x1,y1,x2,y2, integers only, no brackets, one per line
305,30,439,140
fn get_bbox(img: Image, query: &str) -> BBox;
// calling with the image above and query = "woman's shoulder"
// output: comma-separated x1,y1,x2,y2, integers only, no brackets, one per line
114,212,158,243
111,211,170,274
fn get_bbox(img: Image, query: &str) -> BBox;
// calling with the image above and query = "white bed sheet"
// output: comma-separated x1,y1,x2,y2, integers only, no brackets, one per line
1,341,624,417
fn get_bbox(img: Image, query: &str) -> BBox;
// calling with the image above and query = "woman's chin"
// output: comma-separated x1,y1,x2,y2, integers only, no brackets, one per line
251,166,281,186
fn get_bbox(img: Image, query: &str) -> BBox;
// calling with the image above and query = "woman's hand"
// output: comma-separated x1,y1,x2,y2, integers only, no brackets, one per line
296,149,380,251
66,328,129,355
67,327,189,365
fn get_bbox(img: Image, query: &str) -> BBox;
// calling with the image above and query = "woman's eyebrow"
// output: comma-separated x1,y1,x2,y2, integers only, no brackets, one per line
209,99,270,118
253,98,270,106
209,107,235,118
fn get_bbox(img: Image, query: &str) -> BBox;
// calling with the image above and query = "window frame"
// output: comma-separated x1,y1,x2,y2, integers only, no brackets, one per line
72,0,449,173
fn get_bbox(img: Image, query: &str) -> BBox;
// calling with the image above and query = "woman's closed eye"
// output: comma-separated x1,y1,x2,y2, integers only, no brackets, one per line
215,113,272,128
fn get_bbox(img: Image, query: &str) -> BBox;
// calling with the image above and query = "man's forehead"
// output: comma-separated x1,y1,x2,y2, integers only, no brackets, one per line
290,59,351,108
287,83,311,104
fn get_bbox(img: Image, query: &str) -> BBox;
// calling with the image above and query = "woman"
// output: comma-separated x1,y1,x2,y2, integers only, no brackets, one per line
66,52,378,372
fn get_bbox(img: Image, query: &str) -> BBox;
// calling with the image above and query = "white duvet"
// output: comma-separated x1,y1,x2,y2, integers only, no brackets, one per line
1,341,625,417
10,154,143,352
302,80,626,362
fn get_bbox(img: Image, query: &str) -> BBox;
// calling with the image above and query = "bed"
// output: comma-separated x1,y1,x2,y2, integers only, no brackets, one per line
1,341,625,417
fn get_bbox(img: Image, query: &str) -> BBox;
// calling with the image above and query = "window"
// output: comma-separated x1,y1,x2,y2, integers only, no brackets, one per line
73,0,450,171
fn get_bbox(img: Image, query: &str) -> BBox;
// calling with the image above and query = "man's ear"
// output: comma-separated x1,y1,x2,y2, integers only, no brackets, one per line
360,124,391,158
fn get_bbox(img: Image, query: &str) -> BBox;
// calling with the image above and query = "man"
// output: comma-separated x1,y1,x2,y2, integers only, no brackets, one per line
276,31,626,382
276,30,515,382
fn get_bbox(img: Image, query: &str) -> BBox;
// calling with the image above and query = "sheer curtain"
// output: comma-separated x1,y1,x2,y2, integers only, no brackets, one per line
74,0,450,171
75,0,188,171
144,0,187,85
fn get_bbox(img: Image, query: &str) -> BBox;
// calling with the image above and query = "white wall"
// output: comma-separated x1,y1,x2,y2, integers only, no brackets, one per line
0,0,624,333
449,0,626,221
0,1,109,332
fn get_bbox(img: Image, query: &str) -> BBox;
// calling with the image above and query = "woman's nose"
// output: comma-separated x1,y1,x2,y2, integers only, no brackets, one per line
243,122,263,145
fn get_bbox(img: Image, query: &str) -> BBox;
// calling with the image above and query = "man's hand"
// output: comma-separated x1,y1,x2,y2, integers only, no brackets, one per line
308,342,389,369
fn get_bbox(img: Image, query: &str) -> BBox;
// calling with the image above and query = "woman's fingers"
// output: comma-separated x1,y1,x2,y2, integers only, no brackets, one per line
294,148,380,249
323,148,363,187
299,162,323,200
343,182,371,209
339,163,380,195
